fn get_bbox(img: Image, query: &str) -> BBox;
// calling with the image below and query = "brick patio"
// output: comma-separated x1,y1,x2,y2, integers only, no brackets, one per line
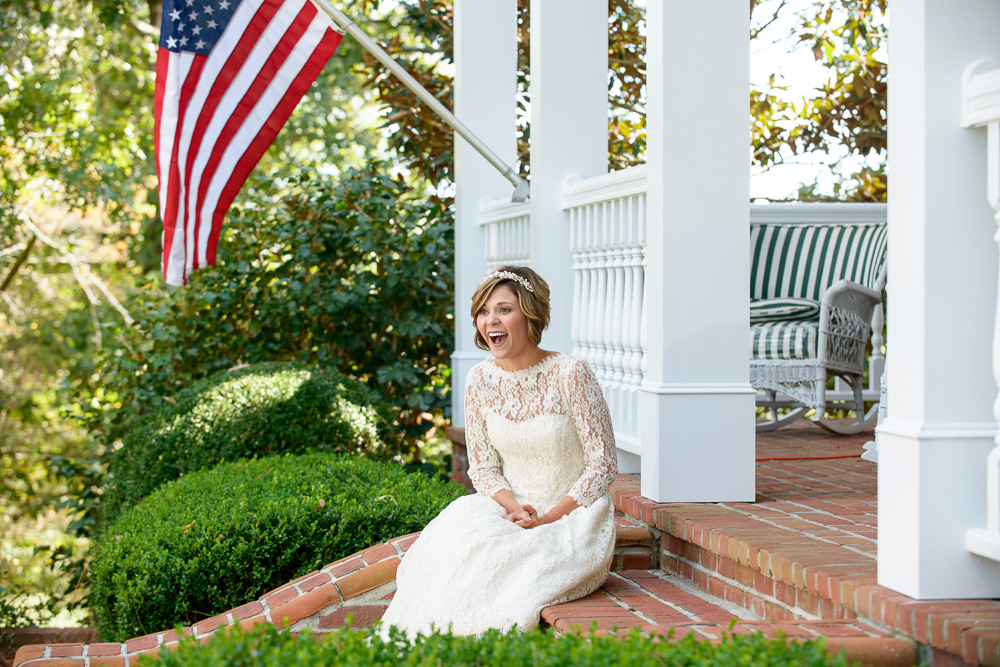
597,423,1000,666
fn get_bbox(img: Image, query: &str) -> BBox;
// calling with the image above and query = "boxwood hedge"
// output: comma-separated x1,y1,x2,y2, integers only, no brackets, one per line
91,453,465,642
136,621,850,667
101,362,399,525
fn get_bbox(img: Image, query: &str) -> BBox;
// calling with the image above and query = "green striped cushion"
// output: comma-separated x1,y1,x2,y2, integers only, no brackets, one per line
750,223,887,300
751,322,818,360
749,297,820,325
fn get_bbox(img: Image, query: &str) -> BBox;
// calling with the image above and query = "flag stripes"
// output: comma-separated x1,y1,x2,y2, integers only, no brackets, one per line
155,0,342,286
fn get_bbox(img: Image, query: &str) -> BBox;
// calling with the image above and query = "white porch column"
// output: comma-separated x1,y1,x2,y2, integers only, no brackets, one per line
529,0,607,354
639,0,755,502
451,0,517,426
878,0,1000,598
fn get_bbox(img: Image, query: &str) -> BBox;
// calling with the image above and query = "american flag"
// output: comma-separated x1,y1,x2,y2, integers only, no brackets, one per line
155,0,343,286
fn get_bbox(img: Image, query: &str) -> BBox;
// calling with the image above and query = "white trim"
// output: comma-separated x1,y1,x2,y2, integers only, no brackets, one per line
560,165,649,209
877,419,998,441
615,434,641,455
967,527,1000,562
749,202,887,224
478,197,531,225
639,382,758,396
962,59,1000,128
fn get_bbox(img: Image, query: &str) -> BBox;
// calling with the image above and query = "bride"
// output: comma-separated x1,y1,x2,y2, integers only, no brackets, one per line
379,266,618,636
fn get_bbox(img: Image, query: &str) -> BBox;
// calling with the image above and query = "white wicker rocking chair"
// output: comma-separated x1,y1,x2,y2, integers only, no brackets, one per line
750,220,887,435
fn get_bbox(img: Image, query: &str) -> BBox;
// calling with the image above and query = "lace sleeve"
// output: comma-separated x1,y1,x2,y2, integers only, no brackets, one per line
465,366,512,498
564,359,618,507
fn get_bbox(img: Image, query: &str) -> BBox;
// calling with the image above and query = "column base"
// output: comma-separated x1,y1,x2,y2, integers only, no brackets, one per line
638,383,756,503
878,419,1000,598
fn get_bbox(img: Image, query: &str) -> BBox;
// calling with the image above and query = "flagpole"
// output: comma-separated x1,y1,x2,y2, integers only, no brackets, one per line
311,0,530,203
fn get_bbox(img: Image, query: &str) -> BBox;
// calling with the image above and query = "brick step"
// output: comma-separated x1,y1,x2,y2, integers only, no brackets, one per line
609,474,1000,667
612,516,656,572
542,571,916,666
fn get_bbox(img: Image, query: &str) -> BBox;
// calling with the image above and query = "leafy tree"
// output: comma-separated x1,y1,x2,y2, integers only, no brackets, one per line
92,164,453,456
750,0,887,201
357,0,646,184
362,0,885,201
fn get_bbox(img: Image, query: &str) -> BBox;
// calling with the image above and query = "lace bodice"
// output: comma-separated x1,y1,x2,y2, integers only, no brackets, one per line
464,354,617,509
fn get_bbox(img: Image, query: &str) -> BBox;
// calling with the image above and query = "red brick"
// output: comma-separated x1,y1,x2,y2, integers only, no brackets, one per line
724,584,746,607
24,661,86,667
319,605,388,628
125,633,160,653
89,658,125,667
962,625,1000,666
362,542,398,565
615,524,653,547
194,612,229,636
753,570,774,597
620,552,652,570
795,588,819,615
708,576,725,599
300,572,332,592
47,646,85,658
775,581,797,607
160,627,192,644
328,556,365,579
270,582,342,630
230,601,264,621
13,646,46,663
87,643,123,657
336,557,401,600
239,615,270,633
263,585,298,609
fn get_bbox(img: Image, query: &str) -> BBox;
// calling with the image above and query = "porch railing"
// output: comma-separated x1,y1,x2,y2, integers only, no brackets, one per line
962,59,1000,563
479,198,531,271
563,167,649,455
476,166,888,460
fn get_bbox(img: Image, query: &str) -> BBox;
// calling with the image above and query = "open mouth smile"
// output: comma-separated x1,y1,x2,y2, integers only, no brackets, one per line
488,331,508,347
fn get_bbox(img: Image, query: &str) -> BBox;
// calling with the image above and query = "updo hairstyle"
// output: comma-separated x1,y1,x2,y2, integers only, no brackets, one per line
470,266,551,351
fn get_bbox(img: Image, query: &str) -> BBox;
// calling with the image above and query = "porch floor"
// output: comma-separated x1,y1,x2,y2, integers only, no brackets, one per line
545,424,1000,666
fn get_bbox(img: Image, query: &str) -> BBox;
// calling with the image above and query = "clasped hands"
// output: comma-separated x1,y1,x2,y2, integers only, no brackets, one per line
504,504,546,529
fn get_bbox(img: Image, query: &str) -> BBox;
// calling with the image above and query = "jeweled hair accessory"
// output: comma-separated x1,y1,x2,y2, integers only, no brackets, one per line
480,270,534,293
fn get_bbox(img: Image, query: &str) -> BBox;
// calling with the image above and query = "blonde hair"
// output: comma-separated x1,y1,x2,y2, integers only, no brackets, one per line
470,266,551,351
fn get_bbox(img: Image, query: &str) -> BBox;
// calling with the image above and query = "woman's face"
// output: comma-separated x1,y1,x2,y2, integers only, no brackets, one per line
476,284,537,370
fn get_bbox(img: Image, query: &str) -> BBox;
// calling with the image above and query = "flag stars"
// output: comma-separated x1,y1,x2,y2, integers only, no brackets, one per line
167,36,178,48
169,8,181,20
207,19,217,28
179,36,189,46
189,10,198,20
177,21,185,31
192,24,202,35
203,5,213,14
219,0,230,9
195,39,206,50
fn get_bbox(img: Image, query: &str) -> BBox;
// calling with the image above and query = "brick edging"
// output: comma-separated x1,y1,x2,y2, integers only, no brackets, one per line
12,534,420,667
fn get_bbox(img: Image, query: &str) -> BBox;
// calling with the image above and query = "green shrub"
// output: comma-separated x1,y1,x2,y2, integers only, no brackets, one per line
136,620,850,667
91,453,465,642
101,362,398,525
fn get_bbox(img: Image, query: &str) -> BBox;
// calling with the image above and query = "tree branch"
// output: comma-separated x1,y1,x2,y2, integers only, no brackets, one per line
0,234,37,293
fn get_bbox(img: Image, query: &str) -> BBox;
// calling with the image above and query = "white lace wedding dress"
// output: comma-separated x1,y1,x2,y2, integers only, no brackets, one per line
380,353,618,637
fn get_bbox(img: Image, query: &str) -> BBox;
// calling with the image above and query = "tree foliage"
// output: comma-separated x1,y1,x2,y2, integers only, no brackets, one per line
750,0,888,201
91,164,453,455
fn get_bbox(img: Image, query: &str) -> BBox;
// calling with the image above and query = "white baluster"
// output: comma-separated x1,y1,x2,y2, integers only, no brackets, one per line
870,302,885,393
571,208,584,358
